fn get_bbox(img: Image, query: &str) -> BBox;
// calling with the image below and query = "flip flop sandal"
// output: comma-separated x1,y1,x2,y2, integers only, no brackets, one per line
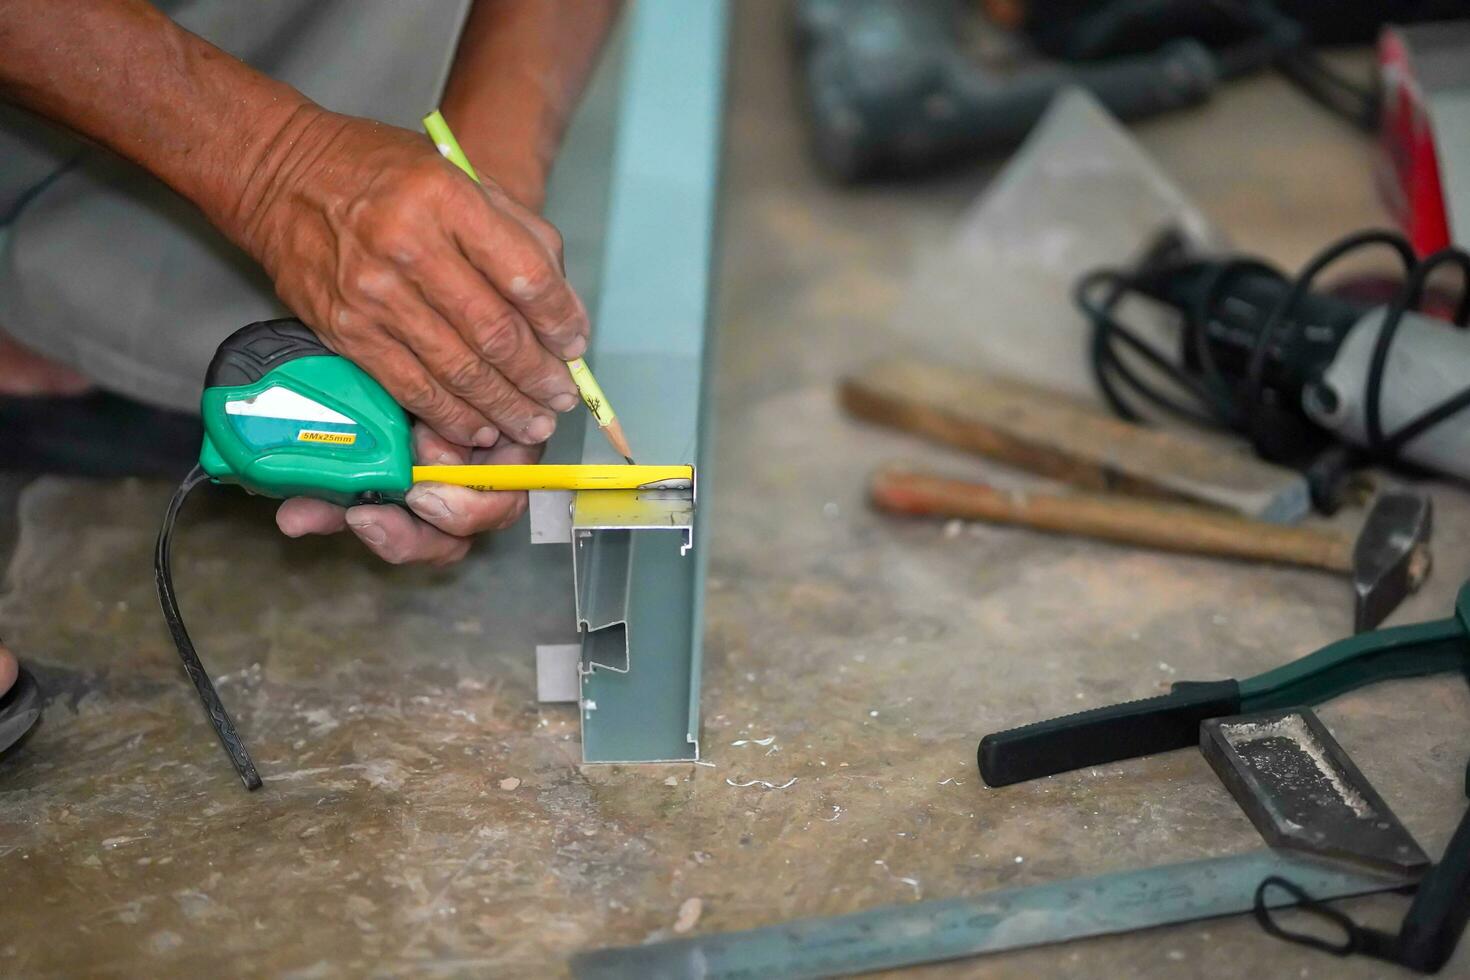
0,666,41,755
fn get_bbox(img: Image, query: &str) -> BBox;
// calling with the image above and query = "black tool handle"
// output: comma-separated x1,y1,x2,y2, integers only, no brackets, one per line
1389,801,1470,972
978,680,1242,787
205,318,328,388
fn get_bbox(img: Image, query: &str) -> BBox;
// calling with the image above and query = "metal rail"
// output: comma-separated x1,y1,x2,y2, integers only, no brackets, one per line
532,0,727,763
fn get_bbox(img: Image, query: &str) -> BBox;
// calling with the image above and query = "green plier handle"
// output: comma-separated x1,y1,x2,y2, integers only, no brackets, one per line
979,583,1470,787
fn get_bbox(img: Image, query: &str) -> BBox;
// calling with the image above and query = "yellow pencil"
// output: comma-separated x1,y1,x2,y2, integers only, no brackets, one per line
423,110,636,464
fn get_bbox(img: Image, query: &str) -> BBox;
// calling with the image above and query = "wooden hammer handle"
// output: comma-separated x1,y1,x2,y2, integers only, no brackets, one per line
871,467,1354,573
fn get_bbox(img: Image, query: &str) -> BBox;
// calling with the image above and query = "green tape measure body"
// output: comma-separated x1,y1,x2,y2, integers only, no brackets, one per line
199,319,413,506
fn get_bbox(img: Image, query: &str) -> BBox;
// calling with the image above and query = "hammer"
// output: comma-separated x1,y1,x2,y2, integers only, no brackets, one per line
870,466,1432,632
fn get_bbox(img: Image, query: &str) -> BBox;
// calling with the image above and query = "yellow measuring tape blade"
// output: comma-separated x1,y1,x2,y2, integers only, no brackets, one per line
410,463,691,491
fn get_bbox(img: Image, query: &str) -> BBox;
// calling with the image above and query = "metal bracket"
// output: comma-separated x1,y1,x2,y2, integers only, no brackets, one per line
535,644,582,703
529,490,574,545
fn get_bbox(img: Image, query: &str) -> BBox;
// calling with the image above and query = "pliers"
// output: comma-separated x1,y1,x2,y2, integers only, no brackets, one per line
980,584,1470,788
979,581,1470,972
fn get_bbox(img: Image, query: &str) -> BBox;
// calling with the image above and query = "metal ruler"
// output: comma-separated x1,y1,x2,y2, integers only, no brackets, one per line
572,849,1409,979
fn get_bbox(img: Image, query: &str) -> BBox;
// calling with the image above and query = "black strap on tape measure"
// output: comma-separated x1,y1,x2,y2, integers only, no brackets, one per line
155,464,261,790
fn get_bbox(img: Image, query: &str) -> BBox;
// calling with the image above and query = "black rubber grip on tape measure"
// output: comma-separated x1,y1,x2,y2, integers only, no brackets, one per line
978,679,1242,787
205,318,331,388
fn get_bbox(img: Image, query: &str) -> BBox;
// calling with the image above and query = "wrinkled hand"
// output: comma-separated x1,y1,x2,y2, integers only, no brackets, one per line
239,109,587,450
276,422,538,565
228,109,585,565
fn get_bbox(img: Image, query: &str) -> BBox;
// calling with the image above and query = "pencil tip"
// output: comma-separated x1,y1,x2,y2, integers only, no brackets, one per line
623,456,636,465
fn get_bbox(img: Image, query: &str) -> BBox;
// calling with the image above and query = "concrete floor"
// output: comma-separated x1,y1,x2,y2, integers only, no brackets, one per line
5,5,1470,978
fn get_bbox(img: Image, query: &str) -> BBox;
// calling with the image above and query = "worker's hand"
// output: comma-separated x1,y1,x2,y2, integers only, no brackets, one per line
274,422,536,565
237,110,588,450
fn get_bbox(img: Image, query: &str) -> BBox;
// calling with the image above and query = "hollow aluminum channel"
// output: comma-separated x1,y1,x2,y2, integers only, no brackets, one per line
560,0,726,763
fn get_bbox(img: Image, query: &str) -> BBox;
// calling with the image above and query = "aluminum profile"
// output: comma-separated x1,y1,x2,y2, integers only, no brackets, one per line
543,0,726,763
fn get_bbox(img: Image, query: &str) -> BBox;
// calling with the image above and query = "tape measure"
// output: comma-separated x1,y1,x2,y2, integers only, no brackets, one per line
162,318,688,791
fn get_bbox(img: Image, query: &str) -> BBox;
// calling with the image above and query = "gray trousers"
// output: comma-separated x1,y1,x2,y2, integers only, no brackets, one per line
0,0,469,413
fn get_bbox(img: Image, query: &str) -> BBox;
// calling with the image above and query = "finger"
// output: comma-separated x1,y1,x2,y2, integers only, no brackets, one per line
374,282,558,446
404,429,538,536
482,182,564,268
413,421,474,465
336,323,501,448
345,503,471,566
404,482,527,537
413,422,544,465
469,439,543,466
404,246,580,413
452,193,589,359
277,498,349,537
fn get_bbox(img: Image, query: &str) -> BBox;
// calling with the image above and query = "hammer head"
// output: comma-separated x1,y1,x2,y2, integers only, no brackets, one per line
1353,491,1433,632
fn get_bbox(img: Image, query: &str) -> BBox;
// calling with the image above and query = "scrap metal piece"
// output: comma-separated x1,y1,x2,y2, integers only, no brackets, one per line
572,849,1410,979
576,708,1432,976
1201,708,1430,878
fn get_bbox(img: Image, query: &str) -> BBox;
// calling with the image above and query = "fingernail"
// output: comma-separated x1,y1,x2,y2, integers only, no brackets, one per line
436,450,459,465
550,393,578,413
406,487,451,520
525,415,556,443
472,426,500,448
348,520,387,546
563,335,588,359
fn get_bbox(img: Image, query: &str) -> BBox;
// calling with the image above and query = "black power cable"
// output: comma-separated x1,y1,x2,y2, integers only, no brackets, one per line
1177,1,1382,131
1077,229,1470,482
1028,1,1384,131
1274,46,1380,131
